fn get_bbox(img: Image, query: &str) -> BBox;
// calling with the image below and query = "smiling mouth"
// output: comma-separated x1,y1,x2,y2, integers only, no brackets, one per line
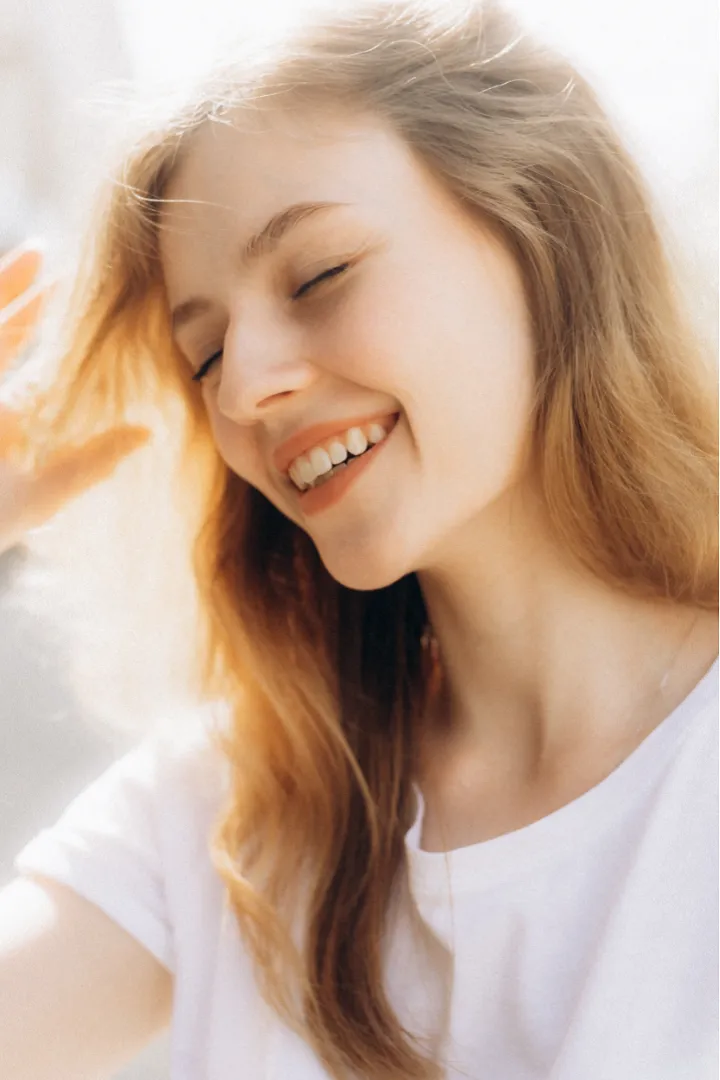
285,413,400,492
289,413,400,517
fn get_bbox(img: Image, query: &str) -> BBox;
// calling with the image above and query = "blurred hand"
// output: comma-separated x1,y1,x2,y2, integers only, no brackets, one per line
0,244,150,555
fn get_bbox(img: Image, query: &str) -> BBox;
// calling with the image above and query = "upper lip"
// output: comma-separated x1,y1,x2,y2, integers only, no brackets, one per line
273,411,400,477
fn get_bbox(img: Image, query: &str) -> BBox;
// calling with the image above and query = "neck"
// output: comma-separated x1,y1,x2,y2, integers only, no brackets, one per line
416,488,718,786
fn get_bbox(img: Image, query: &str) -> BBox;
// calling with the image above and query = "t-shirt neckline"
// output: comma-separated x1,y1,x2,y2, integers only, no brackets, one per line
405,655,718,896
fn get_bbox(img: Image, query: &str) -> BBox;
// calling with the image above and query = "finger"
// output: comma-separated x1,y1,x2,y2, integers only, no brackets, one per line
0,405,26,459
0,283,52,374
27,426,152,520
0,245,44,310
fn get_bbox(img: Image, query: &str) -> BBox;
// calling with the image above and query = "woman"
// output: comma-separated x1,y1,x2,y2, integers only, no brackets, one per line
1,1,717,1077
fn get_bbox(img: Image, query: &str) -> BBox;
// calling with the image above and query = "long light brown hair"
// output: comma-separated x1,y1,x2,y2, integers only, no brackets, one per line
21,1,718,1076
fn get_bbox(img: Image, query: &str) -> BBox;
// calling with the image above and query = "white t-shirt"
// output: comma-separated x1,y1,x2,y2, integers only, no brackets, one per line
14,658,719,1080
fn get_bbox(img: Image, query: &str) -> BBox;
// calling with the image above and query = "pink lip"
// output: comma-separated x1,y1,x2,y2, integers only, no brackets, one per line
272,410,400,476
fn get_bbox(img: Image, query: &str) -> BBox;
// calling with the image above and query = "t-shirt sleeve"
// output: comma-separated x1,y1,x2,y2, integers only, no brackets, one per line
13,736,176,974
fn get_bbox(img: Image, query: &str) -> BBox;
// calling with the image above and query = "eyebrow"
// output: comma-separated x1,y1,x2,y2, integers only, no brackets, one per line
170,200,348,334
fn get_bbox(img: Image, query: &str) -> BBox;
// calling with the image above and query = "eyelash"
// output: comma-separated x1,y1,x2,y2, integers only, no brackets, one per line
191,262,351,383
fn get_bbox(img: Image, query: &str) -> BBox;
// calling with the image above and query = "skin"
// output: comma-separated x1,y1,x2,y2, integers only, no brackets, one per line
0,245,149,555
160,107,718,850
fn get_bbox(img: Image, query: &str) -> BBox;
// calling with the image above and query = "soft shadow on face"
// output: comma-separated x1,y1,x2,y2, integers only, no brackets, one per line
160,106,537,591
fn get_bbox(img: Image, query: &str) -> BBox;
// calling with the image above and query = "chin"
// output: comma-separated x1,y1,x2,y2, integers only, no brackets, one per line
318,546,411,593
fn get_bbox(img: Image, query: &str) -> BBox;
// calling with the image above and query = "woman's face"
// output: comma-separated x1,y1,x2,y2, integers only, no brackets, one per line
160,108,537,590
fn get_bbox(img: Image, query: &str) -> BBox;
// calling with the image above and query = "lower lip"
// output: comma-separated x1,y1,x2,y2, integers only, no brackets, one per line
293,416,399,517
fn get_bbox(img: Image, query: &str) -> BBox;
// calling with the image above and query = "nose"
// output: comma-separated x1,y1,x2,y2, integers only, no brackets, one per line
215,312,319,423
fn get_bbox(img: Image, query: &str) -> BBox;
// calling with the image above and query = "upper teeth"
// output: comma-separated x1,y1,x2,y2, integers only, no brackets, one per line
288,421,391,490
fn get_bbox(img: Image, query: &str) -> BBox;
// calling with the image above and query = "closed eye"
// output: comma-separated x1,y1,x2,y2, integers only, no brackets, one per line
191,262,351,383
292,261,350,300
191,349,223,383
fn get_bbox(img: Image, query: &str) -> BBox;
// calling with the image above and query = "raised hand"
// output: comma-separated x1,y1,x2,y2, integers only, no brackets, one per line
0,244,150,555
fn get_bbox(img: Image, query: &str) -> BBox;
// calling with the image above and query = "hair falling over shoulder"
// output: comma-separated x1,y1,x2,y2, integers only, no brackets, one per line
21,1,718,1076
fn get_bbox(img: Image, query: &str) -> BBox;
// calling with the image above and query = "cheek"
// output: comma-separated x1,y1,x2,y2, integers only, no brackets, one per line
206,403,306,531
206,405,260,481
321,263,431,389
